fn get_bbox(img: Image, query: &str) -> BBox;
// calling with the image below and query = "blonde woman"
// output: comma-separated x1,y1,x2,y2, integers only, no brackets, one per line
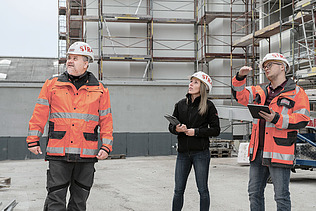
168,71,220,211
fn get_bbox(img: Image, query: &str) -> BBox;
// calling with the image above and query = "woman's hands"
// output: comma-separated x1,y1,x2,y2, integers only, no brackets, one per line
185,129,195,136
176,124,195,136
176,124,187,133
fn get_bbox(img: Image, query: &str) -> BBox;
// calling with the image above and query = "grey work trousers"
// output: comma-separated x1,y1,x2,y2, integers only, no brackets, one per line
43,160,95,211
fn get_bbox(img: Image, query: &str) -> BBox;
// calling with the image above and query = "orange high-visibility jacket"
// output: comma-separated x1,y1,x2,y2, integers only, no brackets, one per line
26,72,113,158
232,76,310,167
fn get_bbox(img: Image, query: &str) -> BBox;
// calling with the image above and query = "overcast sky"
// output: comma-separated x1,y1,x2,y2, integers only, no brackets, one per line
0,0,58,58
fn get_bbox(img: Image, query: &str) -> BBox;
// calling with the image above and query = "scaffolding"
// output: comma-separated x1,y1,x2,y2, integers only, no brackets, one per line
58,0,316,79
58,0,198,80
195,0,316,139
58,0,316,138
230,0,316,84
292,0,316,80
197,1,247,75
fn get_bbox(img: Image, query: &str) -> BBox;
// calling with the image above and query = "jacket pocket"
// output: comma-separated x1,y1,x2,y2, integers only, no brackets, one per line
277,97,295,109
273,131,297,146
48,121,66,140
83,125,99,141
47,121,67,156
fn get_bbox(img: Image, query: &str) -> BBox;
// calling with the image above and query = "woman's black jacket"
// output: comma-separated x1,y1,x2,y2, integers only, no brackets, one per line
169,94,220,153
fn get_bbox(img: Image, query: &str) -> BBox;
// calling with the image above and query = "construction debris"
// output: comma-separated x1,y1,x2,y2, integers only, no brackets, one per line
1,199,18,211
106,154,126,160
0,177,10,189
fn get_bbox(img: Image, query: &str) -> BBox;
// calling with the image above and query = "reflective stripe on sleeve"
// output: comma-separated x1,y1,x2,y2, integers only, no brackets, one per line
28,130,43,137
102,138,113,146
99,108,112,117
245,87,254,104
50,112,99,122
293,108,310,116
265,122,275,128
232,83,246,92
36,98,49,106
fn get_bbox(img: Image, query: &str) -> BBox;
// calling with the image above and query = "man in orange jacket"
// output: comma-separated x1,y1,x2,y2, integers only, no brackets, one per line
232,53,310,210
26,41,113,211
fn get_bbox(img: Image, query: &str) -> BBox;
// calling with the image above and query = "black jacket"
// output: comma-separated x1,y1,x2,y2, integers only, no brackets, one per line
169,94,220,153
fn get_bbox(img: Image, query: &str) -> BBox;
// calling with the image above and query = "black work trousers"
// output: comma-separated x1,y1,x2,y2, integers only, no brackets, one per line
44,160,95,211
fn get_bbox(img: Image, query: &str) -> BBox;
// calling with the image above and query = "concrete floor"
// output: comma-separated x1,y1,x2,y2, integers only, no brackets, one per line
0,156,316,211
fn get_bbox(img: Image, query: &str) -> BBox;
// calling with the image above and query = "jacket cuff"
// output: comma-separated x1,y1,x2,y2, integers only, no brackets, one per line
172,125,180,135
28,141,40,148
194,128,200,136
236,72,247,81
100,146,110,154
271,112,280,124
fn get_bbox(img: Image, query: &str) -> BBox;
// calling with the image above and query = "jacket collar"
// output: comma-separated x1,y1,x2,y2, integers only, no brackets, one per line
266,78,296,96
186,93,201,105
57,71,99,86
255,79,296,104
281,78,296,93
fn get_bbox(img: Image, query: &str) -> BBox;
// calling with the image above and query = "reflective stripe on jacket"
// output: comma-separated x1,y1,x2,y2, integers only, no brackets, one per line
232,76,310,167
26,71,113,159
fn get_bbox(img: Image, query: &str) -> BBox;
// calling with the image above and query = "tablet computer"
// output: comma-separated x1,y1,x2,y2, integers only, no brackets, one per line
247,104,271,119
164,114,181,126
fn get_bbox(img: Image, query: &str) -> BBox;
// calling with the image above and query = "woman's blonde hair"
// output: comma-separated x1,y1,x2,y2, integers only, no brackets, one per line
198,82,208,115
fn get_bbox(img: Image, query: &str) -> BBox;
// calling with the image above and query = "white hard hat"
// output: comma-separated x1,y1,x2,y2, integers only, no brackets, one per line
259,53,290,72
67,41,94,63
191,71,213,93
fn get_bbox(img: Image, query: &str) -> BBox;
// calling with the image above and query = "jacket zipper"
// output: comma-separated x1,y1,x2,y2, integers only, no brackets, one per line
187,103,192,152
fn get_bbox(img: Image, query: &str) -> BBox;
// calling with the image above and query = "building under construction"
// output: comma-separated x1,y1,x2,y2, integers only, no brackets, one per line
0,0,315,158
1,1,316,210
57,0,316,154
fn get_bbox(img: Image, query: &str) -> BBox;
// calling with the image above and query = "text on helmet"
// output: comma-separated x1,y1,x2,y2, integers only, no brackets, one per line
202,74,212,85
80,45,93,53
271,53,285,59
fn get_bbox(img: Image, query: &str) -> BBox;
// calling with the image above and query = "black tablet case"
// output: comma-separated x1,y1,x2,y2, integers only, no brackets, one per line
247,104,271,119
164,114,181,125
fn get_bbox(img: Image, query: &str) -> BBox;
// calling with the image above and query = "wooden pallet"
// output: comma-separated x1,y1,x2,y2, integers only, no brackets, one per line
210,148,232,158
210,139,234,148
106,154,126,160
0,177,11,189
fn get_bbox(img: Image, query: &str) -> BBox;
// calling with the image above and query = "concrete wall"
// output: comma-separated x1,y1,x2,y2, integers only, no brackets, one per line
0,133,178,160
0,81,188,136
107,81,189,132
0,81,231,160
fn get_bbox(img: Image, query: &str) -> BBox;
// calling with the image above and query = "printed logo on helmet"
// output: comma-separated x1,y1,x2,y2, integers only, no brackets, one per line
202,74,212,85
271,53,285,59
80,45,93,53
